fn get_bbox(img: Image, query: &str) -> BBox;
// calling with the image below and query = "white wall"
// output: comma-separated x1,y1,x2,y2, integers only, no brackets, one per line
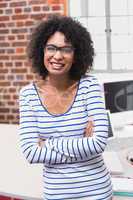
93,72,133,84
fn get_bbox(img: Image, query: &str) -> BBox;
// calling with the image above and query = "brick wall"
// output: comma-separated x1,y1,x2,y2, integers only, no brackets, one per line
0,0,67,124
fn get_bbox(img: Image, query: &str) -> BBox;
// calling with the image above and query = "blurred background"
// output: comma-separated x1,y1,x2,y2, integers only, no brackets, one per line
0,0,133,124
0,1,133,200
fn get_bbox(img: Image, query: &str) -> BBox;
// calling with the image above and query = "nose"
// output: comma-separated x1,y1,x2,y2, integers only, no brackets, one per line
53,50,63,59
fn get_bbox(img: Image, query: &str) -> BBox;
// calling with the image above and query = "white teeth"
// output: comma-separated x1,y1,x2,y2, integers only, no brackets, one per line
52,63,63,68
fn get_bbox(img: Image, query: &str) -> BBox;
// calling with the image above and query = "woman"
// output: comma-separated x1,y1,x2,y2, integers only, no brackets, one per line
19,15,113,200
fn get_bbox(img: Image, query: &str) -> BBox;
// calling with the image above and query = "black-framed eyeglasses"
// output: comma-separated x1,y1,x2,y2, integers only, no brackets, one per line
44,44,74,56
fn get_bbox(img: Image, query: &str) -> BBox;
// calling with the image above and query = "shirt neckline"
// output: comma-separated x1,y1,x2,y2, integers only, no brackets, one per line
33,80,80,117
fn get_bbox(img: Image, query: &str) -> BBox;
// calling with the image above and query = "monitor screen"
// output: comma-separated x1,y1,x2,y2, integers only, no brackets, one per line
104,80,133,113
103,80,133,129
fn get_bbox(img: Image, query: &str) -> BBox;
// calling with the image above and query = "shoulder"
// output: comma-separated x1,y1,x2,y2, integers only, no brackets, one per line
19,83,35,97
80,75,100,87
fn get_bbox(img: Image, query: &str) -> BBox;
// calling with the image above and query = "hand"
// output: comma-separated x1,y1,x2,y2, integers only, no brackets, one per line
38,138,45,147
84,120,93,137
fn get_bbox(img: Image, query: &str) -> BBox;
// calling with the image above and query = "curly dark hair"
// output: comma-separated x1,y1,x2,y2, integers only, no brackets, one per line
27,15,95,80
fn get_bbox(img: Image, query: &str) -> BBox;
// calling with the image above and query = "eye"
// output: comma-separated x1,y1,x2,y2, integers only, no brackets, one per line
46,45,56,52
62,47,74,54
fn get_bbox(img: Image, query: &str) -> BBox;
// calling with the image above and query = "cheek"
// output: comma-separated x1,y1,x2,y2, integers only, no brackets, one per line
67,53,74,64
44,54,49,66
68,56,74,67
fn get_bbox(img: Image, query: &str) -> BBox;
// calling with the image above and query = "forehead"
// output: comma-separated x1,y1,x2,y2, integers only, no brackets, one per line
46,31,71,45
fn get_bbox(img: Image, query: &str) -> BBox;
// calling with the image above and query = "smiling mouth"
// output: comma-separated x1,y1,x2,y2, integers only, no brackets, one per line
51,62,64,69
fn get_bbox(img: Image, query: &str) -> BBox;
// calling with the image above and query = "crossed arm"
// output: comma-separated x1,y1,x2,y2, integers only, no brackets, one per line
19,101,96,165
19,79,108,165
38,120,93,147
19,103,108,165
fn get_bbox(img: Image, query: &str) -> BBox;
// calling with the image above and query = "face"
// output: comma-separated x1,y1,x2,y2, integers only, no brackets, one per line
44,32,74,78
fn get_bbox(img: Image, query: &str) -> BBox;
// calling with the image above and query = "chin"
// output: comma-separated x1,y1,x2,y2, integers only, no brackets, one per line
48,69,69,76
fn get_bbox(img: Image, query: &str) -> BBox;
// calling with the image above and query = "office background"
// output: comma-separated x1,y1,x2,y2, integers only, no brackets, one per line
0,0,133,124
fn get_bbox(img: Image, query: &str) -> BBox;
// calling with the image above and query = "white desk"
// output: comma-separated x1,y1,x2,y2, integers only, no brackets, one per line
106,126,133,177
0,124,133,200
105,126,133,199
0,124,43,200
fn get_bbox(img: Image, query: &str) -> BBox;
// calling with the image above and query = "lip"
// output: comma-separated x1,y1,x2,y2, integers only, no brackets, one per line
50,62,64,69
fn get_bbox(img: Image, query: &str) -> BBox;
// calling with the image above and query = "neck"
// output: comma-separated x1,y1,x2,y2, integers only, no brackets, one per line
46,75,72,91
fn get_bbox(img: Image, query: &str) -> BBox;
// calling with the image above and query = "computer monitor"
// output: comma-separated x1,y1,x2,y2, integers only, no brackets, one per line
103,80,133,130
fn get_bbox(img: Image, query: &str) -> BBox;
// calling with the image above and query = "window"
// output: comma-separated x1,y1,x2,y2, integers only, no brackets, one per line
68,0,133,72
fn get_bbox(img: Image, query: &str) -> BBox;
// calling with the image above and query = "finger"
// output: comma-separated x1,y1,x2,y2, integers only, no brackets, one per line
86,120,93,128
85,120,94,137
85,128,93,137
38,138,45,147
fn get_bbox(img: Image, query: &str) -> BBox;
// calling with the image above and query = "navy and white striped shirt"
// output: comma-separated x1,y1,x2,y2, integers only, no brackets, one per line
19,75,112,200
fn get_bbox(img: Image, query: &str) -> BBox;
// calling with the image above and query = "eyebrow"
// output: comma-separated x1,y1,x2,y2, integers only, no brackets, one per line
46,44,73,48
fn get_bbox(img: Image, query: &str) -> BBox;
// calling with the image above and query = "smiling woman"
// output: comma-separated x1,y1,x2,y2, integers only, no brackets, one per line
43,31,74,78
19,15,112,200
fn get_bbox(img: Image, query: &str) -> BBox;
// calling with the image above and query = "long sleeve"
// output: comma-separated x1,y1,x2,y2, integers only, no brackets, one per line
19,77,108,165
19,90,75,165
47,77,108,160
